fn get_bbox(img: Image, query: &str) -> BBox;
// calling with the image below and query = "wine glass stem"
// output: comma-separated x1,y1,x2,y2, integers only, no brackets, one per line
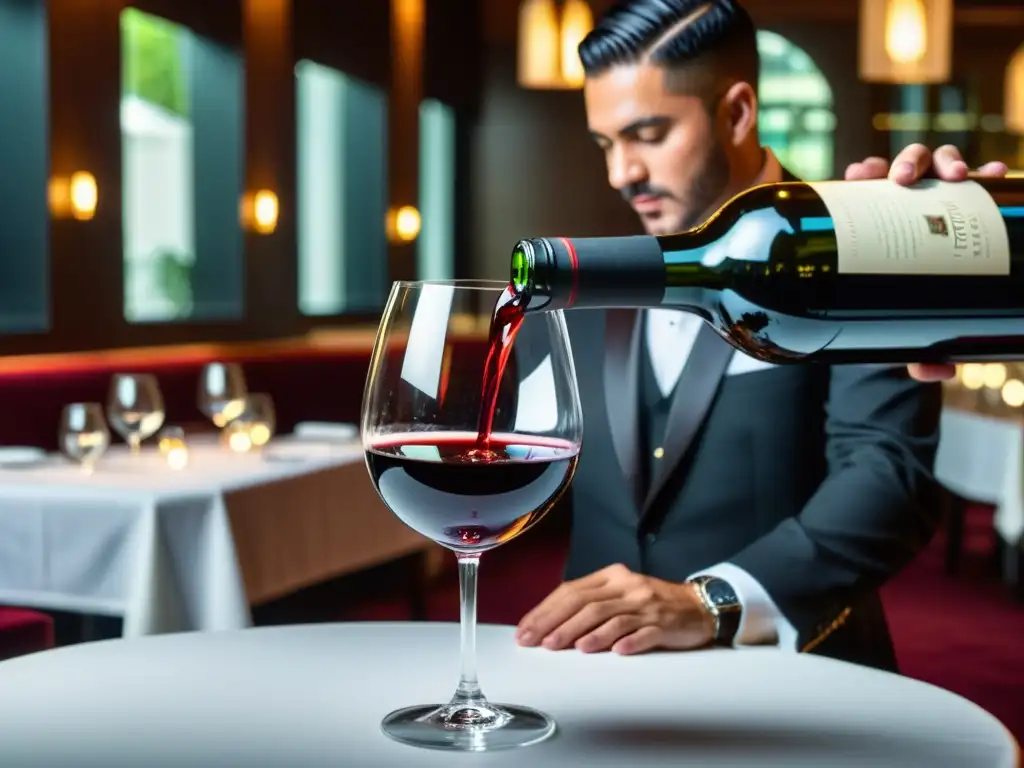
452,553,485,706
129,434,141,457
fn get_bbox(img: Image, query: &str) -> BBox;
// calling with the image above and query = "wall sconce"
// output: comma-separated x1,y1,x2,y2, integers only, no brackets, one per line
1005,45,1024,136
48,171,98,221
387,205,422,243
858,0,951,84
240,189,279,234
517,0,594,90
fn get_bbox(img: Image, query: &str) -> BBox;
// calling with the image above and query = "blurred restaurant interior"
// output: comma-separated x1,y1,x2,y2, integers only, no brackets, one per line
1,0,1024,755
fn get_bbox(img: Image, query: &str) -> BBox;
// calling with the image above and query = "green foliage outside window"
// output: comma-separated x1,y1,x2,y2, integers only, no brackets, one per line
121,8,190,118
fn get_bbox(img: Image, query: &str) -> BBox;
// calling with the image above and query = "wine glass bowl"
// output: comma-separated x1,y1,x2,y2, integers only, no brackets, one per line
198,362,248,429
59,403,111,474
106,374,165,456
362,279,583,752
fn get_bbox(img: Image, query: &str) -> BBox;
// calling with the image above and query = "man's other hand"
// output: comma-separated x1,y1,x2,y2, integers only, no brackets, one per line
844,144,1009,383
515,563,715,655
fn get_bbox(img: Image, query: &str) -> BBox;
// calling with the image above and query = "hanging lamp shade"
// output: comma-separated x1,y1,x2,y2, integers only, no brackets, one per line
517,0,561,89
559,0,594,88
1006,45,1024,136
858,0,952,84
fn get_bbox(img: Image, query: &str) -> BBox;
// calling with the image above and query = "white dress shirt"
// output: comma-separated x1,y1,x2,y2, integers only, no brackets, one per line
646,148,799,650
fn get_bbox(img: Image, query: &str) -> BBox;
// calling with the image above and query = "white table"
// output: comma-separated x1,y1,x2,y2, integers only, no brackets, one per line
0,438,430,637
0,623,1014,767
936,409,1024,543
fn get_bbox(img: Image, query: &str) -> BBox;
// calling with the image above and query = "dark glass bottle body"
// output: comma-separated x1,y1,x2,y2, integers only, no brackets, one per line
509,178,1024,364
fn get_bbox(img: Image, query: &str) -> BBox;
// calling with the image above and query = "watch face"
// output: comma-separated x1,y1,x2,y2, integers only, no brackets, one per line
704,578,739,609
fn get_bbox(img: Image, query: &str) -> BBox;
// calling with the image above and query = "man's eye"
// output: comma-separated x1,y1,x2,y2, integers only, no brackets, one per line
635,129,665,144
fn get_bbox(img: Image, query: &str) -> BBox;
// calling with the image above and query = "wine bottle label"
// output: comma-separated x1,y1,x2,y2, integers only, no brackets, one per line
806,179,1011,276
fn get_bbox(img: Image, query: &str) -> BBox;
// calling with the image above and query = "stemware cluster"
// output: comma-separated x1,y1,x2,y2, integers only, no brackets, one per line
58,363,276,471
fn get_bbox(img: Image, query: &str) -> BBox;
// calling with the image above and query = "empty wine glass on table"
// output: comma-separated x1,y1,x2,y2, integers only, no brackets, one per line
362,280,583,752
59,403,110,474
106,374,165,456
198,362,248,429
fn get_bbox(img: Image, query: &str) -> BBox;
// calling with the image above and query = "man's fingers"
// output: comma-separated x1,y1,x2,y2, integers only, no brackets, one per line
575,613,645,653
611,625,665,655
928,144,969,181
974,161,1009,178
907,363,957,382
516,586,617,645
844,156,889,181
888,143,932,184
542,598,631,650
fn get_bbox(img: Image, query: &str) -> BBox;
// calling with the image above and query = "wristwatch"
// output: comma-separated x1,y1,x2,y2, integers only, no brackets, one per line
689,576,742,646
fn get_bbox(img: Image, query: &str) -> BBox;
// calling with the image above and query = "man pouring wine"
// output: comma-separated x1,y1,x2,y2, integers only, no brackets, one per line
514,0,1008,668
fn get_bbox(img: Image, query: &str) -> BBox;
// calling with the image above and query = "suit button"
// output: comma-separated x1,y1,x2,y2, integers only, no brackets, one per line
645,533,658,545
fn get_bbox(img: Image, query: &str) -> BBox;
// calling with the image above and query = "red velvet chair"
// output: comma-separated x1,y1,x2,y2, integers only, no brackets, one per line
0,607,55,660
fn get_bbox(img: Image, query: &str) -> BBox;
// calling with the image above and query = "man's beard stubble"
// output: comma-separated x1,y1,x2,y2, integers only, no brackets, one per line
675,140,732,232
623,140,734,235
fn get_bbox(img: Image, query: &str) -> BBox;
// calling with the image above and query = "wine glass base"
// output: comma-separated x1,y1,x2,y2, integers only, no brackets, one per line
381,702,556,752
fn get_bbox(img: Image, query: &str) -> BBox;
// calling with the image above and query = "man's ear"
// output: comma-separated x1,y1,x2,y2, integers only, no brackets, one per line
719,81,758,148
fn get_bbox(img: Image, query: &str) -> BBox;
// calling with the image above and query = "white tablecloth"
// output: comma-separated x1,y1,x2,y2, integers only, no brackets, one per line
935,409,1024,543
0,623,1014,767
0,438,427,636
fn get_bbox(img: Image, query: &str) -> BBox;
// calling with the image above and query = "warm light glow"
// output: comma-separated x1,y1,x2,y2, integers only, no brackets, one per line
518,0,561,88
49,171,98,220
228,429,253,453
249,423,271,446
1003,379,1024,408
158,430,189,470
959,363,985,390
884,0,927,64
859,0,951,84
518,0,593,90
1006,45,1024,136
559,0,593,88
241,189,279,234
387,205,422,243
983,363,1008,390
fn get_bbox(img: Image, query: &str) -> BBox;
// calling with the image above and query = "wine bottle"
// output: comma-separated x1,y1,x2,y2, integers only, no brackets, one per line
507,177,1024,364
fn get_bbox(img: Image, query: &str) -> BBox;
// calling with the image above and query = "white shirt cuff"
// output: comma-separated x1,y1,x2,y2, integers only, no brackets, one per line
689,562,799,651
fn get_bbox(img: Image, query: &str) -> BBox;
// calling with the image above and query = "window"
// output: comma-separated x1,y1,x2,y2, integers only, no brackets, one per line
296,60,388,316
757,31,835,181
120,8,244,323
418,99,456,281
0,0,48,333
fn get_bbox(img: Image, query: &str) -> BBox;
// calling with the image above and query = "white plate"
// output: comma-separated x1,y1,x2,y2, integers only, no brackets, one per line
292,422,359,442
0,447,48,467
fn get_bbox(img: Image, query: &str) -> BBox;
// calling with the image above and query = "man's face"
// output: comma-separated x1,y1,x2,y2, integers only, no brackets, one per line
584,62,733,236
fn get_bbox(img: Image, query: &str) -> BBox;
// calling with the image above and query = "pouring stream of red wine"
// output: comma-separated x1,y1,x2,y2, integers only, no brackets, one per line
473,284,526,457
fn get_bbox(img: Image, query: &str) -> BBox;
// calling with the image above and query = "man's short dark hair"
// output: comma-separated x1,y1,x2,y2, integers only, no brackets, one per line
577,0,759,98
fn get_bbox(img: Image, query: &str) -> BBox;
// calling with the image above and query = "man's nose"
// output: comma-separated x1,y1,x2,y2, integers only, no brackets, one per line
606,146,646,191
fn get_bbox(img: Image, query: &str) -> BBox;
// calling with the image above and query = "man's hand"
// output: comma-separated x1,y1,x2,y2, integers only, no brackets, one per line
514,563,716,655
844,144,1009,383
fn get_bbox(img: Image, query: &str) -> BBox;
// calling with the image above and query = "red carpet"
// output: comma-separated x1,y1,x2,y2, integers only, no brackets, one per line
881,505,1024,742
343,509,1024,744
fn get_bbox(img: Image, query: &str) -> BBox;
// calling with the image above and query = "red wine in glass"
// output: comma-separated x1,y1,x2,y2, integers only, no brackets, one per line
365,431,578,554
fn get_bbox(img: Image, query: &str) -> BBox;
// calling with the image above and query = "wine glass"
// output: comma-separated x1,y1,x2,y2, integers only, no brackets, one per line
106,374,165,456
361,280,583,752
59,403,110,474
198,362,248,428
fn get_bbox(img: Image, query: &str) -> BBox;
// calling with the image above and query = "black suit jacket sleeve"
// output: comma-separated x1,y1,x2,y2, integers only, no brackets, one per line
727,365,942,651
